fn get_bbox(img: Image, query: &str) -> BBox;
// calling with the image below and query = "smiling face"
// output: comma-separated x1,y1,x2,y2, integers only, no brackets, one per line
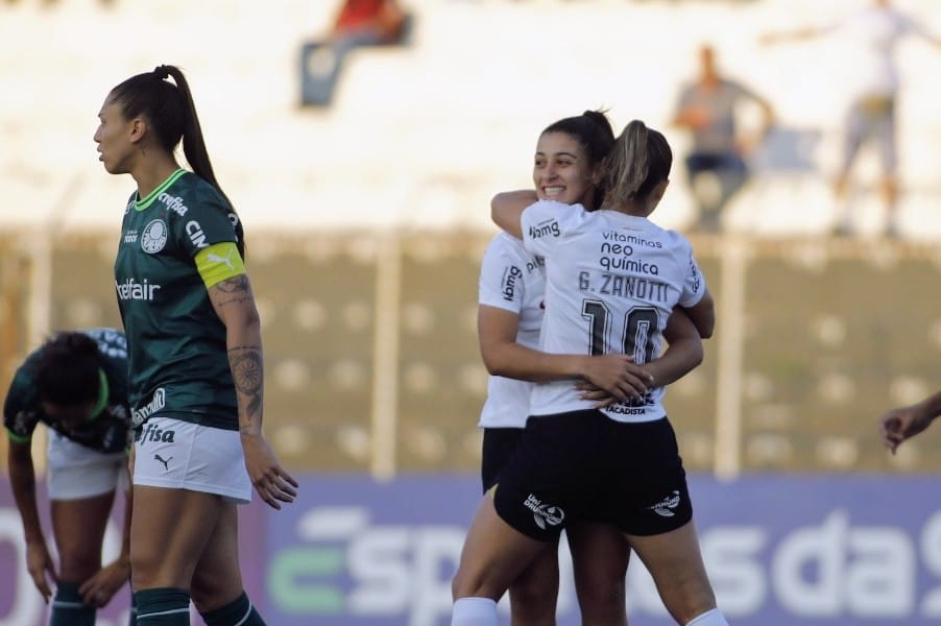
93,95,140,175
532,131,598,207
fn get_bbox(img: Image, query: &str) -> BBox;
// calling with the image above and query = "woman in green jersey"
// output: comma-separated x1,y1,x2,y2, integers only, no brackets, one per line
4,329,133,625
94,64,297,626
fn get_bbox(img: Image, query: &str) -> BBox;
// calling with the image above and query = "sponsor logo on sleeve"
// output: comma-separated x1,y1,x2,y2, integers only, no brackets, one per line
525,255,545,274
689,258,702,293
229,213,241,244
186,220,208,249
529,219,561,240
501,265,523,302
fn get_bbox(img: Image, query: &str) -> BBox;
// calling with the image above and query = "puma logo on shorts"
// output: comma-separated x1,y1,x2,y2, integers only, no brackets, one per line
154,454,172,472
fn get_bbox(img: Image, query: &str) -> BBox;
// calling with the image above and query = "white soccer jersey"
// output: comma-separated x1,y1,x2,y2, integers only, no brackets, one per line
477,232,546,429
826,6,928,98
521,200,706,423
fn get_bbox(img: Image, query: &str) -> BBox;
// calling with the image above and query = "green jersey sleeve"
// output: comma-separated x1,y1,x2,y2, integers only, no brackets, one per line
3,366,40,443
171,183,240,260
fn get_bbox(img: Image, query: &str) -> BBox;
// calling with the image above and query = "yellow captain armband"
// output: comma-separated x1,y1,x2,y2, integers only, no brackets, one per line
195,242,246,289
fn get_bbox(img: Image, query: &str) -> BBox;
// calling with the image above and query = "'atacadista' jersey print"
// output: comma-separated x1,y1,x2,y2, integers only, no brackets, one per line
3,328,131,453
114,169,243,430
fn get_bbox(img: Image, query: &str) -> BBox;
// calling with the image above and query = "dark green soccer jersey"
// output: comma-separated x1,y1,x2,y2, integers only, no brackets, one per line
3,328,131,454
114,169,244,430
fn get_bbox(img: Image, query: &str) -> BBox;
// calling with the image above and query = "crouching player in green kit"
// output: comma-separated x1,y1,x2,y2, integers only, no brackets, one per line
4,328,134,625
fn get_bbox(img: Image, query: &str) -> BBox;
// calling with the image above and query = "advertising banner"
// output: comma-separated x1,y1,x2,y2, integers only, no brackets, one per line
264,474,941,626
3,474,941,625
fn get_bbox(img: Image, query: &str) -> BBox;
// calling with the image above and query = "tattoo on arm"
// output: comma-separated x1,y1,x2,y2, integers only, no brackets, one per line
214,275,253,306
229,346,264,428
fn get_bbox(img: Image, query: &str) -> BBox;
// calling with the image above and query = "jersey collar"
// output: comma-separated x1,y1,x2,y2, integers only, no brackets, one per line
135,168,187,211
88,369,109,421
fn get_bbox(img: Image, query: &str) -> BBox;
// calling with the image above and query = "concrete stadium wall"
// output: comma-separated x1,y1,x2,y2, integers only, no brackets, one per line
3,231,941,476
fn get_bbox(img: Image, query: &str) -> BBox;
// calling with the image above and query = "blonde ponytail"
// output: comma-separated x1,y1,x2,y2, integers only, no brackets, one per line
603,120,673,207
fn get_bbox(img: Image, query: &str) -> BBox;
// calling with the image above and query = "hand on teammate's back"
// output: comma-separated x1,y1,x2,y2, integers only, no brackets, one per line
578,354,652,405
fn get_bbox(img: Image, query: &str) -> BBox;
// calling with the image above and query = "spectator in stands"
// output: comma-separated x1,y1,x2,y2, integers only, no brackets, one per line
300,0,409,107
762,0,941,238
672,44,775,234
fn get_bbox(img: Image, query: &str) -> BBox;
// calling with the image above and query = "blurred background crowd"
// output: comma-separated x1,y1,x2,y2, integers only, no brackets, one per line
2,0,941,478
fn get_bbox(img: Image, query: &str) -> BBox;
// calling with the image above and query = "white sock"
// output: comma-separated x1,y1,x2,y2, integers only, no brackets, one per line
686,607,730,625
451,597,498,626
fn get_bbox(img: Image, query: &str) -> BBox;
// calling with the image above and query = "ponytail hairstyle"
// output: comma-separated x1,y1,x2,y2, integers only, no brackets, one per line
541,110,616,210
109,65,245,257
603,120,673,208
35,332,101,406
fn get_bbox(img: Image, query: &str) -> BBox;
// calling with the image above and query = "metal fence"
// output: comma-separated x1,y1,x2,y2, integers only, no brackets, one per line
2,230,940,476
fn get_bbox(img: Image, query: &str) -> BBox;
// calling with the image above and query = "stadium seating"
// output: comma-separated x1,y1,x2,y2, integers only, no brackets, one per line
2,0,941,476
2,0,940,234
